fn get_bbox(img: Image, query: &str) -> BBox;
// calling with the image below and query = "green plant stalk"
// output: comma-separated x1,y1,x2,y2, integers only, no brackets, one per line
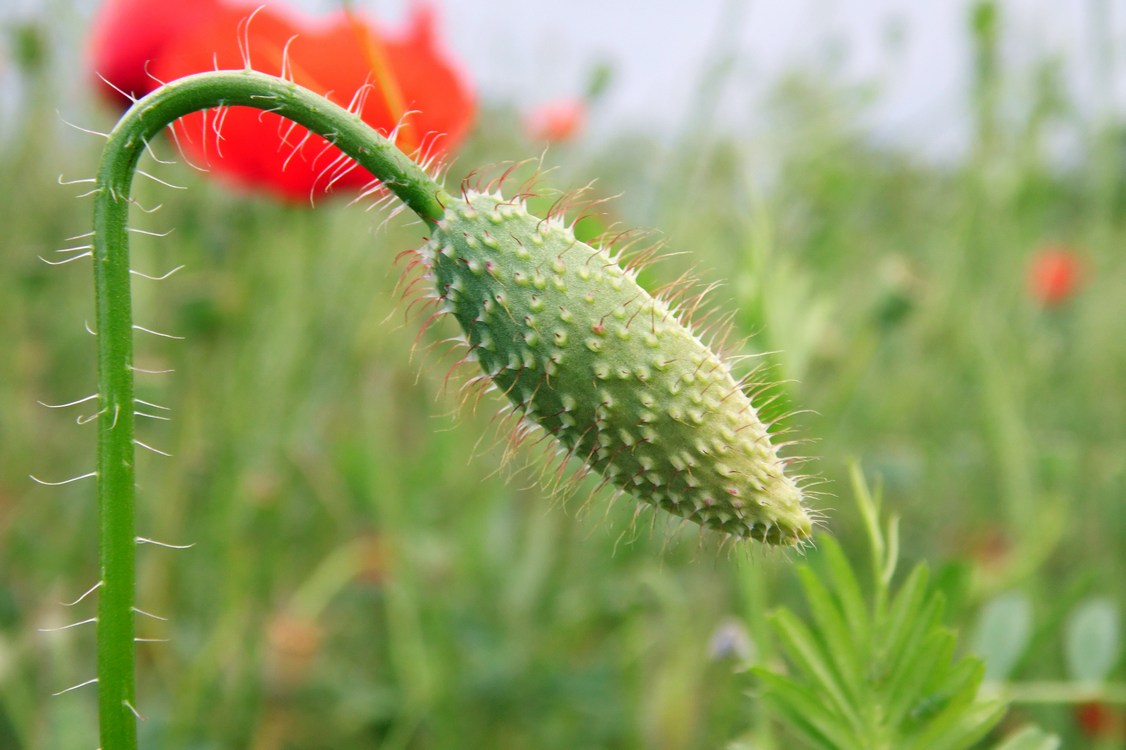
92,69,446,750
989,681,1126,705
91,67,814,748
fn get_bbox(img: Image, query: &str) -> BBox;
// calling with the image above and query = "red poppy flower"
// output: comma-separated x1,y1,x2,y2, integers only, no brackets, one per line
90,1,474,201
1028,246,1083,307
525,98,586,143
88,0,226,103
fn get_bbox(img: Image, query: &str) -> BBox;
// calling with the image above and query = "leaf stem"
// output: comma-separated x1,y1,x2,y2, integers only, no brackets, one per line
92,69,448,750
987,681,1126,704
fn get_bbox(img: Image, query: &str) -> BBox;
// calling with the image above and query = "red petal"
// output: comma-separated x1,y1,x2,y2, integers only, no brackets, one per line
145,3,474,200
88,0,225,103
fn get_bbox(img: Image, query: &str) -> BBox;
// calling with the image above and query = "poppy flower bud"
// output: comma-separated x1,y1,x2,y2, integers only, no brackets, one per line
424,190,813,544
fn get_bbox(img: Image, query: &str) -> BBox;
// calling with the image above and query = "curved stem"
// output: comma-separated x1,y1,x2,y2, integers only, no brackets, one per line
92,69,448,750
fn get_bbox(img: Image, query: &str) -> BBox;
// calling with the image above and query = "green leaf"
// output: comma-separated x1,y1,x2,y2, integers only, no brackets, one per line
797,564,864,700
971,592,1032,681
817,536,870,646
849,462,887,585
926,655,988,718
754,468,1016,750
879,565,939,671
770,608,863,733
903,697,1006,750
991,725,1061,750
884,629,957,729
931,561,972,620
903,659,993,749
753,669,859,750
1064,597,1121,683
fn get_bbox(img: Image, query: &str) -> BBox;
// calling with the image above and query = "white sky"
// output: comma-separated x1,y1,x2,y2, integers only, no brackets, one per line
419,0,1126,158
3,0,1126,159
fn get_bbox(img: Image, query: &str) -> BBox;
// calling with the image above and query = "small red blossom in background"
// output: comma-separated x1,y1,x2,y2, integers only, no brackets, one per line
88,1,474,201
524,98,586,143
1027,246,1084,307
1075,701,1124,741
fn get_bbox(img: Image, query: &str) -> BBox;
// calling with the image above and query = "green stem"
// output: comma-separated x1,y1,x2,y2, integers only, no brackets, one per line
986,681,1126,705
92,69,448,750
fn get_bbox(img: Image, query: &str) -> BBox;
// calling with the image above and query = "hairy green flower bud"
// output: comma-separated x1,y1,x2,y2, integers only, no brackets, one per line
424,190,812,545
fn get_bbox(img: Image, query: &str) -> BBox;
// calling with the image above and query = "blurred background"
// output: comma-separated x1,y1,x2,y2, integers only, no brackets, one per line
1,0,1124,747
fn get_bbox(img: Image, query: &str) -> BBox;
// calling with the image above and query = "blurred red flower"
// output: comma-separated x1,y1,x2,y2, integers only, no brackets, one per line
1075,701,1123,741
88,0,225,103
1027,246,1083,307
525,98,586,143
89,1,474,201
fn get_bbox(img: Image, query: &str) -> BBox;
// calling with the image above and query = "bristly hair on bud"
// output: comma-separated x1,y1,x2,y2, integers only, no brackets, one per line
406,174,816,547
